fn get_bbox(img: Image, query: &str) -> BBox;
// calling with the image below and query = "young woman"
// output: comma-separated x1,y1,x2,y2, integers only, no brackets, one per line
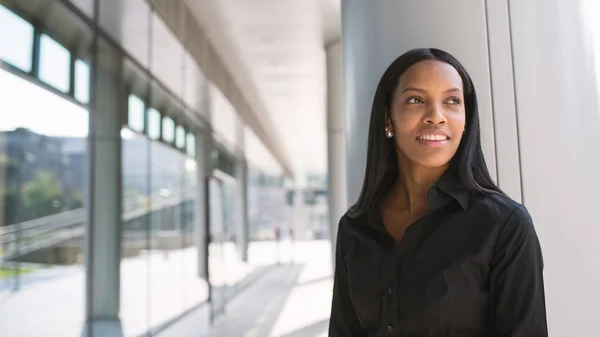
329,48,548,336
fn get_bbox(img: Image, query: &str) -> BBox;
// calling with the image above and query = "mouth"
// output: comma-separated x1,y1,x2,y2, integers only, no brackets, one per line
416,134,449,141
415,133,450,148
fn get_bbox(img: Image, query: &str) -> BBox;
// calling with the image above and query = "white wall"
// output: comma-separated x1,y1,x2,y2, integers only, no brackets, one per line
342,0,600,335
509,1,600,335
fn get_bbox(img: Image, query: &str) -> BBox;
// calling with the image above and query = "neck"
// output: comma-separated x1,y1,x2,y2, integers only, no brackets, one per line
390,158,448,215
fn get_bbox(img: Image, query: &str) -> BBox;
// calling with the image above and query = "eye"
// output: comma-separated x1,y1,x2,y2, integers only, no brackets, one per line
406,96,424,104
446,97,462,105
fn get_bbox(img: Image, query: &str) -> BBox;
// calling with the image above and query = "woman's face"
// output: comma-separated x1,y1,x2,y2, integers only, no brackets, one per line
387,60,466,169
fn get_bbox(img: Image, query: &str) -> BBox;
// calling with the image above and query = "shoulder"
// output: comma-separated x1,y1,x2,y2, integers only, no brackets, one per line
470,192,532,225
335,211,368,252
470,192,537,242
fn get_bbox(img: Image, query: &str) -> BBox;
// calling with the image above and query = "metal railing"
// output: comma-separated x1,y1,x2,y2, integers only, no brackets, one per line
0,191,193,262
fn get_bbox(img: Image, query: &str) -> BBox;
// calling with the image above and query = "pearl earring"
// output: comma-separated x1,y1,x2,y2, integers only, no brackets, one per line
386,130,394,138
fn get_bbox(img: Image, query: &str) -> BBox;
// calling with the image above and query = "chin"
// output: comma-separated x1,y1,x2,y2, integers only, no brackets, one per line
411,155,453,169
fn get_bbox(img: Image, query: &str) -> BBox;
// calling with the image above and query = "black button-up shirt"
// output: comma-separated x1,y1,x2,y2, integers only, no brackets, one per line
329,174,548,336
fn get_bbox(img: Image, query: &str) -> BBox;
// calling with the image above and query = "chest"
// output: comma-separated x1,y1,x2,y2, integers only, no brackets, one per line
344,216,496,335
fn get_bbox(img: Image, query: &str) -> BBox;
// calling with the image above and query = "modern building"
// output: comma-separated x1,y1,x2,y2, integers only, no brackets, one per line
0,0,599,336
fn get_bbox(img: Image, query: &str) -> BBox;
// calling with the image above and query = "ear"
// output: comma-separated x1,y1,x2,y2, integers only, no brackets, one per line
384,107,392,128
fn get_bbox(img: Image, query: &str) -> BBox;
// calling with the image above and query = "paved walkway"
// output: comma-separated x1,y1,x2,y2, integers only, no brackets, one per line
203,251,333,337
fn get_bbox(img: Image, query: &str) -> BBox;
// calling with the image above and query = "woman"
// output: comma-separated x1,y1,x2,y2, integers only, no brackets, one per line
329,48,548,336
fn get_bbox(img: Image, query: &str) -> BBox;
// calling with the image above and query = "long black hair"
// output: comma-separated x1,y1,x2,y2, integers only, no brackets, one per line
348,48,502,218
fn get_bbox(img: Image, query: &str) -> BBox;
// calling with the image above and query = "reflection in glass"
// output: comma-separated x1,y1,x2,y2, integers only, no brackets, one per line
128,95,145,133
0,5,34,72
182,157,208,310
148,141,185,330
120,129,150,337
208,177,227,316
0,67,87,337
74,60,90,104
39,34,71,93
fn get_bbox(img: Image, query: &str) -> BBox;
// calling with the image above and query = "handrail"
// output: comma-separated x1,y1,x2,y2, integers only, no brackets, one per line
0,194,194,261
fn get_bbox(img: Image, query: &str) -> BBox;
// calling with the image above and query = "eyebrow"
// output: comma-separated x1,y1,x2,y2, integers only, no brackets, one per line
400,87,462,94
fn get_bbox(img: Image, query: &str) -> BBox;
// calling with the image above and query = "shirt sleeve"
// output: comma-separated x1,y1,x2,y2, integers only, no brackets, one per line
329,217,364,337
489,205,549,337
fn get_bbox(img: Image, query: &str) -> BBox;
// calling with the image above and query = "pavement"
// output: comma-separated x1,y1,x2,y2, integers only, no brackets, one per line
203,241,333,337
0,240,333,337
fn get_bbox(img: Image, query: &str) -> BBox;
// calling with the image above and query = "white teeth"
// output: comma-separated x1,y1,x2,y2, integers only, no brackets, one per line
418,134,448,141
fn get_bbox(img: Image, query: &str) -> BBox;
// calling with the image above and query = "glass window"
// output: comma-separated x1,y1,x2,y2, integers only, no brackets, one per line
120,129,150,337
186,133,196,157
0,66,88,336
74,60,89,103
39,34,71,93
176,125,185,149
148,142,186,330
147,108,161,140
162,117,175,143
128,95,145,133
0,4,34,72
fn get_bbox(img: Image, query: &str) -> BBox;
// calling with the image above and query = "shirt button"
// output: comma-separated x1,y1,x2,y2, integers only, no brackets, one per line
388,324,394,332
388,288,393,295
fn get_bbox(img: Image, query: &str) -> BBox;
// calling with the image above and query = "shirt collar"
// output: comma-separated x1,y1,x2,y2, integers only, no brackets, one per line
433,169,470,211
366,169,471,230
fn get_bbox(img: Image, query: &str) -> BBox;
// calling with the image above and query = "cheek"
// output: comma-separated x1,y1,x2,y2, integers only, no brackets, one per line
393,111,421,136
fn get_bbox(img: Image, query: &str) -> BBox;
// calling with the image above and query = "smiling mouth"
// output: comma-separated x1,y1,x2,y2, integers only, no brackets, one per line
416,134,449,141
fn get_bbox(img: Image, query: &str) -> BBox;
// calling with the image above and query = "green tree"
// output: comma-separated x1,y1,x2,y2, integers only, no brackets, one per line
21,172,62,220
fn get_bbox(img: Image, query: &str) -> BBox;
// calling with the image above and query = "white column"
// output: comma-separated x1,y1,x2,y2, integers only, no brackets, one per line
342,0,498,204
509,1,600,335
326,39,347,261
84,46,124,336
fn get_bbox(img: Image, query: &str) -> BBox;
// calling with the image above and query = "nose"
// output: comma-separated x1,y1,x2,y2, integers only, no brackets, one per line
423,103,447,125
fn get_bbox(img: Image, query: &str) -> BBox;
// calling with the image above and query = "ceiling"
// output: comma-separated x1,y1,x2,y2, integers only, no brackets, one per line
187,0,341,178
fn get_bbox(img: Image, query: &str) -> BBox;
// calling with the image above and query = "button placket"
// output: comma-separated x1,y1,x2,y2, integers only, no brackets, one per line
382,251,398,334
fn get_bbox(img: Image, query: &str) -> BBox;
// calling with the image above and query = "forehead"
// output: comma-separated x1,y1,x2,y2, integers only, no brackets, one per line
397,60,463,91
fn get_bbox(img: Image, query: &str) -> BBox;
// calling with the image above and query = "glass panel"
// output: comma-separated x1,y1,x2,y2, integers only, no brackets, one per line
148,141,185,330
208,177,227,316
39,34,71,93
175,125,185,149
120,128,150,337
128,95,145,133
247,167,290,265
74,60,89,104
147,108,161,140
186,133,196,157
0,67,87,336
181,158,208,310
0,5,34,72
162,117,175,143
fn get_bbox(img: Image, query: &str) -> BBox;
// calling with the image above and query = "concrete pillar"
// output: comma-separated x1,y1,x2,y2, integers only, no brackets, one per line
194,131,212,279
84,40,124,336
235,157,249,262
342,0,600,335
325,39,347,261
